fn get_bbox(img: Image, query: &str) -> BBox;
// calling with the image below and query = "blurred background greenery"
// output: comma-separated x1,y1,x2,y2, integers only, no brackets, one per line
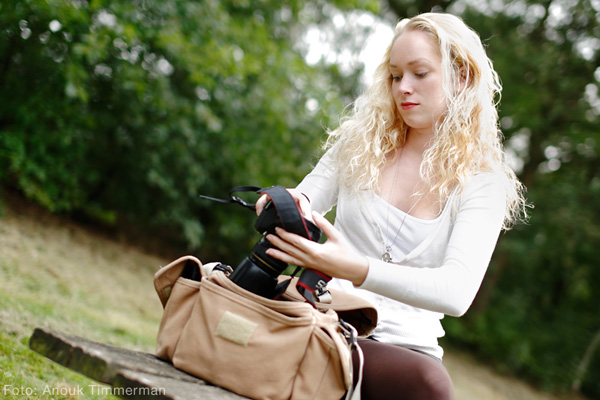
1,0,599,398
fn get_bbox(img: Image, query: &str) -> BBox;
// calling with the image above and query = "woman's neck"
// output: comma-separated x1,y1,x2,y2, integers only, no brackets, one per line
404,128,434,155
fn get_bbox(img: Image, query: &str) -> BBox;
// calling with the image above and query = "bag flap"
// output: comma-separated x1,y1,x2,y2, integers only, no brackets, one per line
318,288,378,337
154,255,202,308
279,276,378,337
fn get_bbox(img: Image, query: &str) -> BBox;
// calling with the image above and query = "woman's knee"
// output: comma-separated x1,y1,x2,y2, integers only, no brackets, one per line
356,340,454,400
415,360,454,400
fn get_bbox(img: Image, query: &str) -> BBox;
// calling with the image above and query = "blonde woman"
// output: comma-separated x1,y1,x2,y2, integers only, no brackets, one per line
258,12,527,399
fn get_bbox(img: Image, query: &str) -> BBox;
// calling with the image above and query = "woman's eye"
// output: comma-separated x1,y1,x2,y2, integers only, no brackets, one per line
391,75,402,81
415,72,428,78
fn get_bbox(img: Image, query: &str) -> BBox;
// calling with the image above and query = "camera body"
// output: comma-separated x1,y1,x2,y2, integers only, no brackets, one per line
199,185,331,306
230,199,323,299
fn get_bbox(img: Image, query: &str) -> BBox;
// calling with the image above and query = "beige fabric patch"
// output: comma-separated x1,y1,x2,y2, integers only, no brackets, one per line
215,311,257,346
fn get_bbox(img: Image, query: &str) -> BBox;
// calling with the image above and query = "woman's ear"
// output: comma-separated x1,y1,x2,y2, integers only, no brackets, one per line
457,66,470,93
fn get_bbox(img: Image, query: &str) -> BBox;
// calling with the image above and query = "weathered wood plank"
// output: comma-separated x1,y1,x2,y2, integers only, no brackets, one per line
113,370,247,400
29,327,247,400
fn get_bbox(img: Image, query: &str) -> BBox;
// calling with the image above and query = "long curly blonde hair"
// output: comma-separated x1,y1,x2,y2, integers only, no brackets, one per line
325,12,527,228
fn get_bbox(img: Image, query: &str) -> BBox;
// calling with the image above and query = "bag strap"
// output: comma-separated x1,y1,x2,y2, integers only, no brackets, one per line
338,320,363,400
316,315,363,399
346,344,364,400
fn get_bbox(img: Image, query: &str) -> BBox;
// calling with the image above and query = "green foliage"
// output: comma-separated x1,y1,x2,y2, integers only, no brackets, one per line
0,0,376,260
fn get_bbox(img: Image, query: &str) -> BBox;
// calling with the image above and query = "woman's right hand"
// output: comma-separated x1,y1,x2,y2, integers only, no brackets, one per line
256,188,313,221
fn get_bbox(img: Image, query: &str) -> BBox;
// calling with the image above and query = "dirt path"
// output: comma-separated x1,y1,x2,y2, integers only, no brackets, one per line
445,350,586,400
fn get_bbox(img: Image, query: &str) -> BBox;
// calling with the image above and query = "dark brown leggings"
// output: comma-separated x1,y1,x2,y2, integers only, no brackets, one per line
352,339,455,400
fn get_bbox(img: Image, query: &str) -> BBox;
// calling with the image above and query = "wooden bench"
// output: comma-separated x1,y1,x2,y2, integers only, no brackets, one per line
29,327,247,400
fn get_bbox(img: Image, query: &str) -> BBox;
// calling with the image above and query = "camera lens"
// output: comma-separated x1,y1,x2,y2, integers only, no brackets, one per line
229,236,288,297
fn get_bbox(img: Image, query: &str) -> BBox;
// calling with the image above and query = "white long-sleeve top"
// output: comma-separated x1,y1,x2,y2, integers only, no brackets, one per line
296,149,507,359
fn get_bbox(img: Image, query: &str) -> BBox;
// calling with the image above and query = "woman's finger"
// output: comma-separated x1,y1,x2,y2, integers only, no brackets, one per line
255,194,269,215
295,191,312,221
271,228,310,251
266,246,303,266
266,233,307,265
311,211,339,240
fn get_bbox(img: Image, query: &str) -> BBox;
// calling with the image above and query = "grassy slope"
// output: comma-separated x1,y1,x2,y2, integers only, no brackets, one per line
0,196,588,400
0,197,165,399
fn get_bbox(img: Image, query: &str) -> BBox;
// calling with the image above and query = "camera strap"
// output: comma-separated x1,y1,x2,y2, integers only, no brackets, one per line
198,185,261,210
256,186,333,305
257,186,313,239
199,185,313,239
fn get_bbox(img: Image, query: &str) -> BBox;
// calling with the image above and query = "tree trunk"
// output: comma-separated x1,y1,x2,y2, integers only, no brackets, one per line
572,328,600,392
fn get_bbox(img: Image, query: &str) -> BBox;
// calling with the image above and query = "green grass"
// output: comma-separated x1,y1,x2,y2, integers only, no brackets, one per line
0,200,168,399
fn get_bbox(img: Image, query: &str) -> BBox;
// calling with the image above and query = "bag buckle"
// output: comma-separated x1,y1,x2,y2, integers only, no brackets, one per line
338,319,358,346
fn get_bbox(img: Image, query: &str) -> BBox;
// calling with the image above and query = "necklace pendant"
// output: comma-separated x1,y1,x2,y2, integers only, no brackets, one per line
382,251,392,263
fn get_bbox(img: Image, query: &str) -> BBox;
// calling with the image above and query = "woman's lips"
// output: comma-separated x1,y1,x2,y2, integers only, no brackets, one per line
401,102,418,110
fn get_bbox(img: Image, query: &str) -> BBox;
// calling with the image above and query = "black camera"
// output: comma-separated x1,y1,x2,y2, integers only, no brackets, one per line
200,186,331,306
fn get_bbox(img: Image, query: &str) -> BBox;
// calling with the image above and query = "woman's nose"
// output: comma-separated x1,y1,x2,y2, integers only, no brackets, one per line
398,77,413,94
395,76,413,95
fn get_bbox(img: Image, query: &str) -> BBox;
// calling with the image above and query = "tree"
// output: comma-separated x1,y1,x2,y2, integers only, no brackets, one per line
0,0,377,258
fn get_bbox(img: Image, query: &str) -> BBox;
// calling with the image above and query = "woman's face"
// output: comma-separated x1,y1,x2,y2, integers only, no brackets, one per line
389,29,446,136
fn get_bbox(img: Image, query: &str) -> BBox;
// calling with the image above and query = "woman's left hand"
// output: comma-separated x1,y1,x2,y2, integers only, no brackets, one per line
265,211,369,286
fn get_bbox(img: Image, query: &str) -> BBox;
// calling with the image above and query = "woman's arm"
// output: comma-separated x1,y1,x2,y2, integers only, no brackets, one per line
359,173,507,317
295,148,339,215
256,148,338,218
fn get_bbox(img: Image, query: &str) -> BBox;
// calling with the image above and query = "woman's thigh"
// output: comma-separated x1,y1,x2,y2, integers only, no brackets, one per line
353,339,454,400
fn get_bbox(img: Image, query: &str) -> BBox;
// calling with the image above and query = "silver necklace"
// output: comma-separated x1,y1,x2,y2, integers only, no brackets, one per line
382,150,423,263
